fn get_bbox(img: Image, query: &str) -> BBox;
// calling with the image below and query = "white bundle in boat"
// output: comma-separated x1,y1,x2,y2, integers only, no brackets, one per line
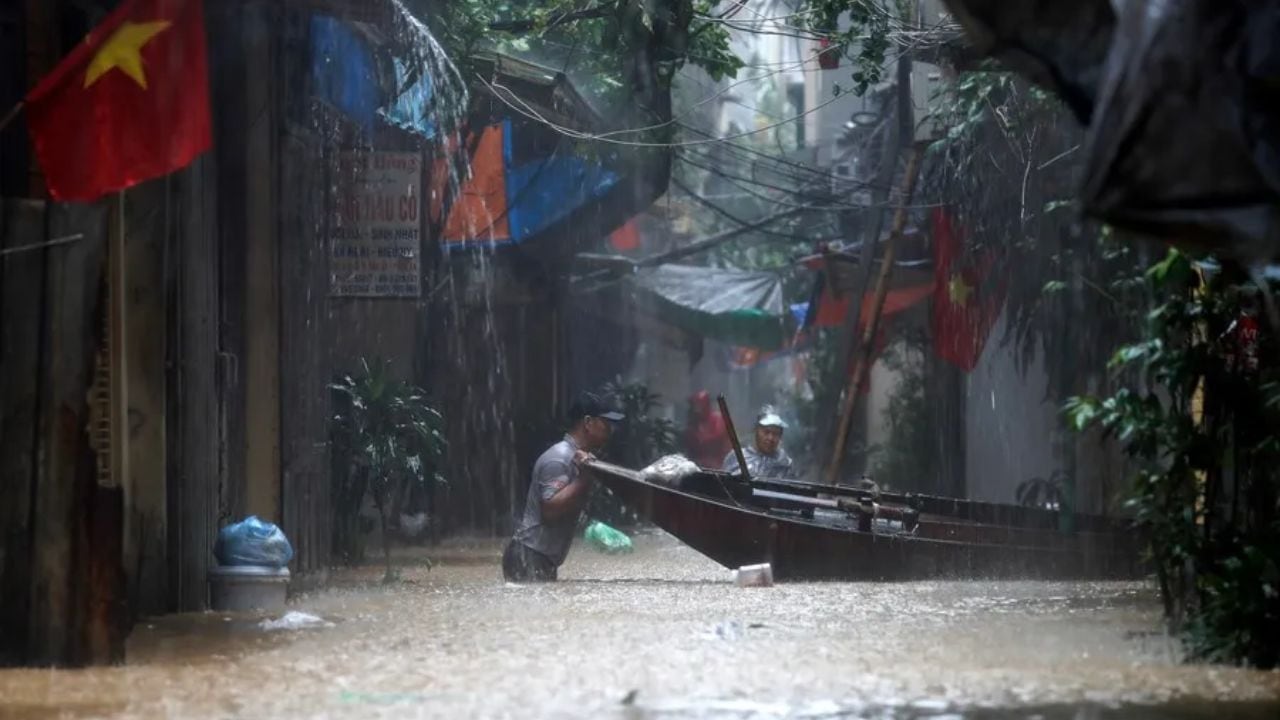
640,454,700,486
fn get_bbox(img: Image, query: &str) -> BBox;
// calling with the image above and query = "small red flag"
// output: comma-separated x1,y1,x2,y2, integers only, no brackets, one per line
25,0,212,201
817,37,840,70
930,208,1006,371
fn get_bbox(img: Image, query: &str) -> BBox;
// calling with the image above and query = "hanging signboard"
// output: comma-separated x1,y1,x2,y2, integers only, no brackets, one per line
330,150,422,298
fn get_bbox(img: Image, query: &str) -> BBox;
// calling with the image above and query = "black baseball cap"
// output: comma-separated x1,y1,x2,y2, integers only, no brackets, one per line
569,391,625,423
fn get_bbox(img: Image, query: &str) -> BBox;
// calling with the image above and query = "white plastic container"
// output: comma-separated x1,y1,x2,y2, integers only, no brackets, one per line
733,563,774,587
208,565,290,612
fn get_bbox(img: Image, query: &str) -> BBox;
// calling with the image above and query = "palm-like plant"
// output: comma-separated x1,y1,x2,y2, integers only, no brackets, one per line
603,380,678,467
589,380,677,527
331,358,447,582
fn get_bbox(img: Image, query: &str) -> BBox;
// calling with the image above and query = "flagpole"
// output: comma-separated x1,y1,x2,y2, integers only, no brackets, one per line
0,101,24,134
823,143,925,485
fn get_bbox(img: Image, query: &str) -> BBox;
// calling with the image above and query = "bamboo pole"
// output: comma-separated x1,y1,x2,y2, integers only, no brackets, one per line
824,143,925,485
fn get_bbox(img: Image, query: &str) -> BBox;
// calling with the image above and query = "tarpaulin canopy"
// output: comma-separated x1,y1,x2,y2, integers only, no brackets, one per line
310,16,382,136
805,282,935,329
437,119,620,248
379,55,436,138
798,244,935,330
309,11,441,141
629,264,787,350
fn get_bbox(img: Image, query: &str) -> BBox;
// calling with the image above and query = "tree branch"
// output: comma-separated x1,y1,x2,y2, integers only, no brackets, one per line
489,3,616,34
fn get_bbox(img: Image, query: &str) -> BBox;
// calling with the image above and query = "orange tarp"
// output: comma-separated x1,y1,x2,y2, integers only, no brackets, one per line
813,281,936,328
435,124,510,243
609,219,641,252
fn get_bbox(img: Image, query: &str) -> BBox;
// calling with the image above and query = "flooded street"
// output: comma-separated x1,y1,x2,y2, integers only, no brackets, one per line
1,532,1276,719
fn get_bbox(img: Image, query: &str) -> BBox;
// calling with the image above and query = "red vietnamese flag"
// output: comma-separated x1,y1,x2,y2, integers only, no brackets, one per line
930,208,1006,371
25,0,211,201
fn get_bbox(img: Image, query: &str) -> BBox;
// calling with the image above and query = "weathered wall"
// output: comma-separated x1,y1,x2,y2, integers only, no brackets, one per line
964,313,1059,507
962,312,1128,515
123,181,170,618
239,1,283,525
0,198,113,665
328,299,422,381
431,261,564,535
278,124,334,581
0,1,27,197
866,353,908,472
164,156,223,614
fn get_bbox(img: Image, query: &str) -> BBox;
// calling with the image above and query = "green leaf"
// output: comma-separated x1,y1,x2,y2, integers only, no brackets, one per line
1147,248,1187,286
1108,345,1142,369
1063,396,1101,432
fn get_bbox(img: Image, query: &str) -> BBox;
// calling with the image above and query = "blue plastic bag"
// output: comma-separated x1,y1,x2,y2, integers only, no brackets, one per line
215,516,294,568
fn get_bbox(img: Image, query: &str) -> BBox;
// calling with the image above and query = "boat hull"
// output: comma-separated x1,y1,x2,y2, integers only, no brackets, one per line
586,463,1143,581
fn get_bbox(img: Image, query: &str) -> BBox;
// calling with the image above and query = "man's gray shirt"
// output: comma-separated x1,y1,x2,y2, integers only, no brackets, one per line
513,435,583,566
722,446,794,478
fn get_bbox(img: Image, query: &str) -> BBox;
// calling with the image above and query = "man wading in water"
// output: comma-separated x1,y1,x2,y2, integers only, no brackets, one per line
503,392,625,582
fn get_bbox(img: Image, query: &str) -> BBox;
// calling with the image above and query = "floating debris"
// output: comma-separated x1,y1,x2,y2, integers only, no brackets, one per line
258,611,334,631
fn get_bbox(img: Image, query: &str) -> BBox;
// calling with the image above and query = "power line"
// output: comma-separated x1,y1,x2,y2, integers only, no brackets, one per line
669,173,840,244
479,72,851,148
677,152,866,209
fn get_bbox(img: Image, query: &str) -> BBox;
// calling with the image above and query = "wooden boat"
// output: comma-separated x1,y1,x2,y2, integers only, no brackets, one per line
584,460,1144,581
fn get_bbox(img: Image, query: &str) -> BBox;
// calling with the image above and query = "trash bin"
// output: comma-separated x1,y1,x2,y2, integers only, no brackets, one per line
208,565,290,612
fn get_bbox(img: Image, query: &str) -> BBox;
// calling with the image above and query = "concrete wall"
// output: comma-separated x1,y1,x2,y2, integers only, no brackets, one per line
962,313,1061,506
865,351,910,463
241,13,282,524
328,299,421,382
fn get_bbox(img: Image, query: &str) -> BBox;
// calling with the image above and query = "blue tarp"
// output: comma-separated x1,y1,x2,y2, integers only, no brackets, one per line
310,16,381,136
503,121,619,243
378,55,437,139
311,15,439,140
790,302,809,326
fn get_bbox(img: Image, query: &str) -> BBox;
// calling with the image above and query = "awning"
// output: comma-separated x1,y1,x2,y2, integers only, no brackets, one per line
436,52,665,252
629,264,787,350
308,7,448,141
806,281,935,329
436,119,620,248
379,55,436,139
310,15,382,136
798,239,936,330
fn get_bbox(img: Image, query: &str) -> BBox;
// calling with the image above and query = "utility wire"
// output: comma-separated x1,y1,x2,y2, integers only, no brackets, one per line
478,71,849,148
669,173,840,244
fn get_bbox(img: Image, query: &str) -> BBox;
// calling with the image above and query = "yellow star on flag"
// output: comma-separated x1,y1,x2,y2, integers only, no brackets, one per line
84,20,173,89
948,274,973,306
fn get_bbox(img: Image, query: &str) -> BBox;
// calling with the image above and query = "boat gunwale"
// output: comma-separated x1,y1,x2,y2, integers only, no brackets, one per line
584,461,1133,558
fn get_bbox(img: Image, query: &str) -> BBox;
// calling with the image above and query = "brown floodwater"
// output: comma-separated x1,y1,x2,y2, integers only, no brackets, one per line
0,531,1277,719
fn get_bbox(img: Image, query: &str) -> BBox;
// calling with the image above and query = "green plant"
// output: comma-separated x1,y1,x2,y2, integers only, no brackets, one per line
604,379,678,464
870,338,937,492
331,358,448,582
1065,250,1280,667
591,379,678,527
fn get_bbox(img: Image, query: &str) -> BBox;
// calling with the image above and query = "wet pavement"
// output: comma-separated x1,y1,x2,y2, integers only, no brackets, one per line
0,531,1277,719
